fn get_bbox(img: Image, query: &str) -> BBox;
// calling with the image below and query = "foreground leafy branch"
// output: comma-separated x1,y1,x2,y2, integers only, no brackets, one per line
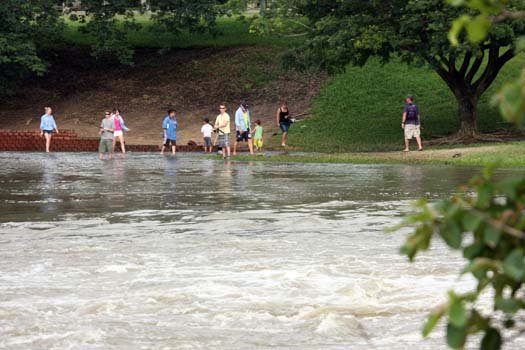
398,166,525,349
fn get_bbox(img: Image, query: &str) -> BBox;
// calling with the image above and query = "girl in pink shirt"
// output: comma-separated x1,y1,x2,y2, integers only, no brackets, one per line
111,108,130,153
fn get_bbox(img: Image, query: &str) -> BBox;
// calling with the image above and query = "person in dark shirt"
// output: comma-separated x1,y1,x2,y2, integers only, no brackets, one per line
276,101,291,147
401,95,423,152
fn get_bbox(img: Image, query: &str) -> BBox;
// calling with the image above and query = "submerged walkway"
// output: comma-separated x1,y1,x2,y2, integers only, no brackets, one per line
0,129,202,152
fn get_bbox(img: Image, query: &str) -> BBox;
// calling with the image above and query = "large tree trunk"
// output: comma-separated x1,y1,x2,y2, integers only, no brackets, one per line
456,96,478,138
430,48,515,141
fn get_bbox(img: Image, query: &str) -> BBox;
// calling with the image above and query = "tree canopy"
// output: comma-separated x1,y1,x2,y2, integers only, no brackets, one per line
0,0,239,95
255,0,525,137
446,0,525,127
0,0,64,95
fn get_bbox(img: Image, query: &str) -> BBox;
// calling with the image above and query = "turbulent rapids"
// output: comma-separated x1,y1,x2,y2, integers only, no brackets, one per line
1,153,524,349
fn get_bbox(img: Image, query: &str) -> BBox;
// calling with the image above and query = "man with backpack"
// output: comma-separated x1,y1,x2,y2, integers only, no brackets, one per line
401,95,423,152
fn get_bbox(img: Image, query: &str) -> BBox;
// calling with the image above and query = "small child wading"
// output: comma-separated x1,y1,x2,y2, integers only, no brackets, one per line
253,120,264,151
201,118,213,153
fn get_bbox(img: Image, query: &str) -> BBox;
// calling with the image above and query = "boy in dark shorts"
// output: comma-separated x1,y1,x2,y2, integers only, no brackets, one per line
201,118,213,153
161,109,178,155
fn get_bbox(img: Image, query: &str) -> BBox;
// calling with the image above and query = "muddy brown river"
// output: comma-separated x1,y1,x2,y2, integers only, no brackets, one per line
0,152,523,349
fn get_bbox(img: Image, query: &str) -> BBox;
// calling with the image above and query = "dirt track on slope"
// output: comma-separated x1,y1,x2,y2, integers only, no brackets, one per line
0,47,326,146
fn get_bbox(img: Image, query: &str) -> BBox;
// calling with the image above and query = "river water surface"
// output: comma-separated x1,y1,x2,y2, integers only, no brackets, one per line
0,153,523,349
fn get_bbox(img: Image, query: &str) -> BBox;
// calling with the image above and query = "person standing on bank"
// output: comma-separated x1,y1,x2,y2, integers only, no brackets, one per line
40,106,59,153
233,101,254,155
214,103,231,159
99,111,115,160
161,109,178,155
111,108,130,154
401,95,423,152
276,102,291,147
252,119,264,151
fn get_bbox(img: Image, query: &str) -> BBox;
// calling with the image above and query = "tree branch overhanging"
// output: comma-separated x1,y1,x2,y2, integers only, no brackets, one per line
465,50,484,84
492,10,525,23
473,48,515,94
459,52,472,77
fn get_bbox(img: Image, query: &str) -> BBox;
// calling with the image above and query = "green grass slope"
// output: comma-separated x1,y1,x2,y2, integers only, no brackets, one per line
64,16,301,49
287,55,525,152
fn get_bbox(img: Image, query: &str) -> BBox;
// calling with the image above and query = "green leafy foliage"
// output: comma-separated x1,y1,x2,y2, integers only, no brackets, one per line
0,0,64,95
448,0,510,45
259,0,525,135
493,68,525,125
64,0,227,64
287,55,524,152
0,0,243,95
399,5,525,348
481,328,502,350
399,168,525,348
449,0,525,126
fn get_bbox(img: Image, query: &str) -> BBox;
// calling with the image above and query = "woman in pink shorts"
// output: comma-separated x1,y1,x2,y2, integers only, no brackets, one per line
112,108,130,153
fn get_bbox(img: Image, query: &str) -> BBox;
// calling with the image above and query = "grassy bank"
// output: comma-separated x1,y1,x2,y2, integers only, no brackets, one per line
58,14,525,156
64,16,301,49
231,142,525,168
283,55,524,152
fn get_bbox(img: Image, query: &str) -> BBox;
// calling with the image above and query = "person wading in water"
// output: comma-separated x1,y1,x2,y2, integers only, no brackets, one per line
40,106,59,153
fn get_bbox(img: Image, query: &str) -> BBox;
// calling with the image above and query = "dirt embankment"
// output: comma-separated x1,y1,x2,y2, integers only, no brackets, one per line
0,47,325,146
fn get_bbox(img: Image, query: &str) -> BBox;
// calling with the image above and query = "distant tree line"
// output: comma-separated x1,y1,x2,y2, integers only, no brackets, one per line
2,0,523,139
250,0,525,138
0,0,250,96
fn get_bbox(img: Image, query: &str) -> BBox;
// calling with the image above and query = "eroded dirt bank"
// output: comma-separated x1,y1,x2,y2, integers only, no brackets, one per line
0,47,325,145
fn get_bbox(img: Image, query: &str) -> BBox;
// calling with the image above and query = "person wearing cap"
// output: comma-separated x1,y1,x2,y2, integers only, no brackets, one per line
233,101,254,155
401,95,423,152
